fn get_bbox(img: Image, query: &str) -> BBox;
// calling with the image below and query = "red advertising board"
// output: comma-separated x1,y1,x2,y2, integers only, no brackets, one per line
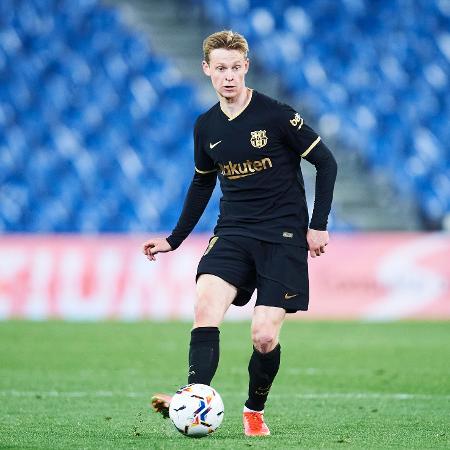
0,233,449,320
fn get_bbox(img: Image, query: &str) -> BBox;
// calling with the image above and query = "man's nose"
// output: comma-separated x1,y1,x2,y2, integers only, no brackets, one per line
225,70,234,80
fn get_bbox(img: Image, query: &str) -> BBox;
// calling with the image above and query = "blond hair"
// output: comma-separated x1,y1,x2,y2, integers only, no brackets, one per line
203,30,249,63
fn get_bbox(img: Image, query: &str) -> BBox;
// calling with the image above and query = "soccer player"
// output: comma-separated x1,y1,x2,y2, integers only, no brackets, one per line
143,30,337,436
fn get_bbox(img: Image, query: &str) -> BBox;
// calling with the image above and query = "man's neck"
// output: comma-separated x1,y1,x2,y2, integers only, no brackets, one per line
219,87,252,119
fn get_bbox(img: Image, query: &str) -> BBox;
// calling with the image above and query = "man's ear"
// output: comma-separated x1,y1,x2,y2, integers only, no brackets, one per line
244,58,250,74
202,60,211,76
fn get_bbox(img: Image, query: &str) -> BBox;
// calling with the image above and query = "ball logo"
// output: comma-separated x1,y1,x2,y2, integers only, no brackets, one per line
250,130,268,148
191,395,213,427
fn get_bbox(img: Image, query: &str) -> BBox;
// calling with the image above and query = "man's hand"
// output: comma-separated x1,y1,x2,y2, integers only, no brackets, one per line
306,229,329,258
142,238,173,261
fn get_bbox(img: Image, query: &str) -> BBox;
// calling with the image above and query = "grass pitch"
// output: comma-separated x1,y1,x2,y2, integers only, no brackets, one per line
1,321,449,449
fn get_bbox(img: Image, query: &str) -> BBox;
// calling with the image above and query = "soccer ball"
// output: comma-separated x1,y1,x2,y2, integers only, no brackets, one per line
169,383,224,437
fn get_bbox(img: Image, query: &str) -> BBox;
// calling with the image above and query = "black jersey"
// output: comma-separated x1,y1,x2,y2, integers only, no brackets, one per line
193,90,322,247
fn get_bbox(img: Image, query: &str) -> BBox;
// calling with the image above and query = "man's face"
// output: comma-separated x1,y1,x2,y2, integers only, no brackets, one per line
202,48,249,99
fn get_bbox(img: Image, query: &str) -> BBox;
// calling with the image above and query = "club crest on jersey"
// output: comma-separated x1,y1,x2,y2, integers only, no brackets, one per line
250,130,268,149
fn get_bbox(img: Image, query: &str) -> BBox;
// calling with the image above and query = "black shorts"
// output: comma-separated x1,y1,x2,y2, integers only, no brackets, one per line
196,235,309,313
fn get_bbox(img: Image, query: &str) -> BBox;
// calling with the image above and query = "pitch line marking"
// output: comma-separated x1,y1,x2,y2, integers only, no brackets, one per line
0,390,448,400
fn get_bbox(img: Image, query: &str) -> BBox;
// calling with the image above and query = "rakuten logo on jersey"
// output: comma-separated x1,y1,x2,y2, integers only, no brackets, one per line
218,158,273,180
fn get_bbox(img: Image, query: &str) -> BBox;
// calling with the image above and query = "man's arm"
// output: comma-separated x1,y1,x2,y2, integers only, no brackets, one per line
278,105,337,257
304,141,338,231
167,170,217,249
143,116,217,261
303,141,338,257
143,171,216,260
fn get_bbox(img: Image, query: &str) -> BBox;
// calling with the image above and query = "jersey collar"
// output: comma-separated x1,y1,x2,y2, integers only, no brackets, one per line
219,88,253,121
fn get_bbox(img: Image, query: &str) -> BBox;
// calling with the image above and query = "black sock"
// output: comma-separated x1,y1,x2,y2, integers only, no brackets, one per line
245,344,281,411
188,327,220,385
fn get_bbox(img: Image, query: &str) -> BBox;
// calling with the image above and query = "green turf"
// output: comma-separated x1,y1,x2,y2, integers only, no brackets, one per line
0,321,449,449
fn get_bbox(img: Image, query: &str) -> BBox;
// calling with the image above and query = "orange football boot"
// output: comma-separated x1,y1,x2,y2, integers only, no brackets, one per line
243,411,271,436
151,393,172,419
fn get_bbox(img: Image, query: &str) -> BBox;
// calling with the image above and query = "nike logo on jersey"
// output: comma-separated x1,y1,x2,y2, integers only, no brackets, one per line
209,140,222,149
284,293,299,300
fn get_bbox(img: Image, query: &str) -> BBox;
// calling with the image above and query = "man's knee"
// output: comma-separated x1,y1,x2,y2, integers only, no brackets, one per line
251,305,285,353
251,326,278,354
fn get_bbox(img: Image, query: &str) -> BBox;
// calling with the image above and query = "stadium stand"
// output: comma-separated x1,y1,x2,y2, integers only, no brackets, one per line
1,0,448,233
0,0,203,232
194,0,450,229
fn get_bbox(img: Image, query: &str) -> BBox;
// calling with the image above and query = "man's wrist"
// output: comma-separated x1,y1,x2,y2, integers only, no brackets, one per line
166,235,180,250
309,222,327,231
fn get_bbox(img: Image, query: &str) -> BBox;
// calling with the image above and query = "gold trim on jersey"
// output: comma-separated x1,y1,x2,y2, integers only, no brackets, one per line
301,136,321,158
195,166,216,174
220,88,253,121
